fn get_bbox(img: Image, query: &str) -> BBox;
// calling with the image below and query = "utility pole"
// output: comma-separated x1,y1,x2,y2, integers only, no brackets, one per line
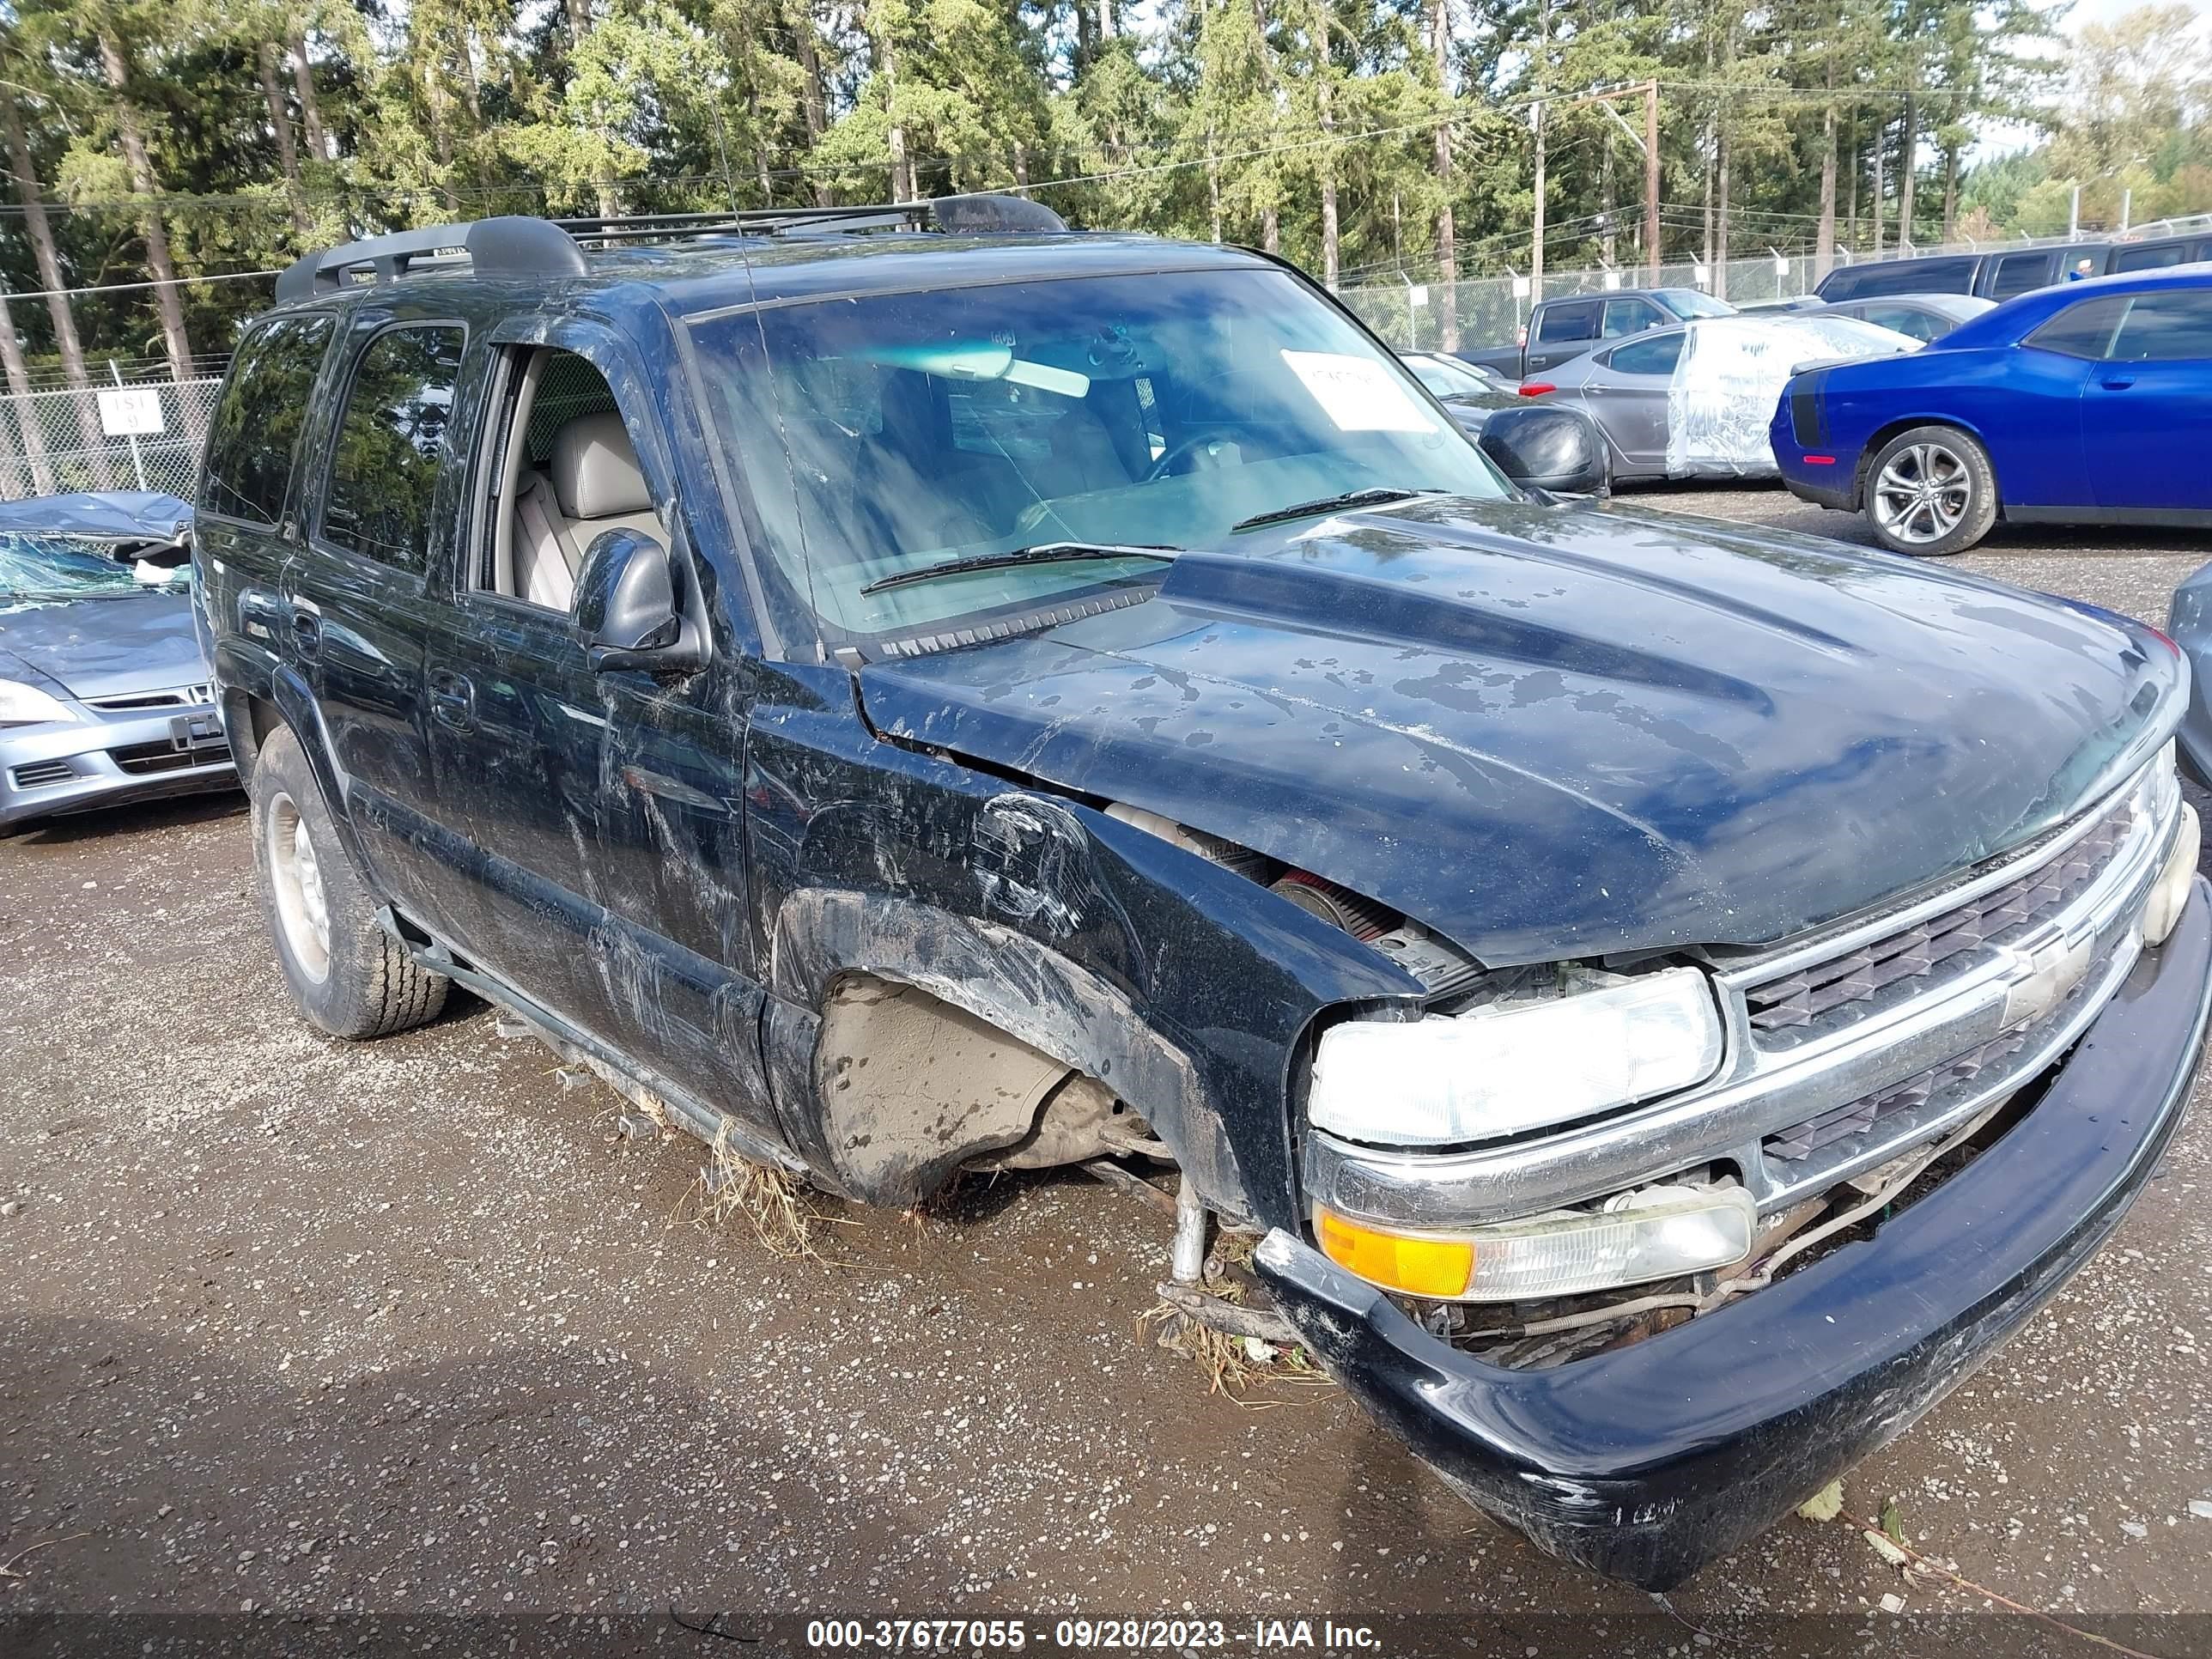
1549,82,1662,283
1644,80,1660,282
1528,0,1550,304
1530,99,1547,303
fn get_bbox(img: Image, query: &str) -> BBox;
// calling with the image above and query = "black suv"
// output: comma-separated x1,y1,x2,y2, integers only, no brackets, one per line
195,198,2209,1589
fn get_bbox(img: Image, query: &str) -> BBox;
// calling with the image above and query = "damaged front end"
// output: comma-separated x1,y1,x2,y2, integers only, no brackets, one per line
1256,745,2210,1587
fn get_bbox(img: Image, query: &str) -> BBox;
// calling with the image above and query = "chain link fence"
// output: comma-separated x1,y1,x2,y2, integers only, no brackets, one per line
0,370,222,504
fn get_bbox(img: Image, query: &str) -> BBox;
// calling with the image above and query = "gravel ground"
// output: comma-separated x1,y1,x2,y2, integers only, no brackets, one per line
3,487,2211,1656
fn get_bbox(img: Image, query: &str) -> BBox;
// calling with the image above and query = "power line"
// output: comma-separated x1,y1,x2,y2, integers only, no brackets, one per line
0,265,282,301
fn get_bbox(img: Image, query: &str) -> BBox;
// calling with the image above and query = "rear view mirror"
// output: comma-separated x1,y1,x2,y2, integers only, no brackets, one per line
574,528,707,673
1479,404,1613,499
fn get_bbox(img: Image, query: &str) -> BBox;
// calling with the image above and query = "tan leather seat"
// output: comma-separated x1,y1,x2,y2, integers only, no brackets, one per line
551,412,665,554
512,471,580,610
505,412,666,611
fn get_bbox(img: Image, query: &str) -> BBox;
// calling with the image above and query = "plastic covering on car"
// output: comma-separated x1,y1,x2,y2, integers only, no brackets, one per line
1665,318,1917,476
0,491,192,547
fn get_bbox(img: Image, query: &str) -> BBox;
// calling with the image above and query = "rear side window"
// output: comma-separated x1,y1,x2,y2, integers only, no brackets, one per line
2112,242,2188,274
2109,290,2212,361
1856,258,1978,298
1858,303,1941,343
322,324,466,574
1987,252,2057,300
199,313,334,525
1657,289,1734,319
1603,332,1684,375
1601,299,1661,338
2026,297,2130,359
1536,302,1600,343
1828,258,1977,300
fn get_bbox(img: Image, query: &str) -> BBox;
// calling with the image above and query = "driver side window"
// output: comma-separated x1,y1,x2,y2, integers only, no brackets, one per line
472,347,670,613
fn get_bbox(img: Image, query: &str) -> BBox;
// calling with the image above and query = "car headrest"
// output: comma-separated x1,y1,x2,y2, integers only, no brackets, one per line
551,412,651,520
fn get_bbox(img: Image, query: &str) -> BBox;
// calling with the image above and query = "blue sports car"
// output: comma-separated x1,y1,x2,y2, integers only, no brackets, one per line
1771,265,2212,555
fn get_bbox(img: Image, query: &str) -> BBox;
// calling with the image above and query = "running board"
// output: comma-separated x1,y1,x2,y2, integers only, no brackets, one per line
372,904,803,1175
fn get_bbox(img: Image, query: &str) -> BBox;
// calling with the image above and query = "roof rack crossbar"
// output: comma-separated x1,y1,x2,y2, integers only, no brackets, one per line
276,216,587,303
273,194,1066,302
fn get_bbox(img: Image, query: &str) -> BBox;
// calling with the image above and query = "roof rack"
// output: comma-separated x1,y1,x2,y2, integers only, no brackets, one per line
274,193,1066,303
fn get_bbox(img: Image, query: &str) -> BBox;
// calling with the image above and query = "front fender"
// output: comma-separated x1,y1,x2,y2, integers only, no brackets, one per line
745,684,1425,1227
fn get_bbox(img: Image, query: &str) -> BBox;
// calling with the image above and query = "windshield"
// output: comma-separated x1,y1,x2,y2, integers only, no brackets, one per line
0,533,187,603
1661,289,1736,320
688,267,1511,645
1404,354,1501,399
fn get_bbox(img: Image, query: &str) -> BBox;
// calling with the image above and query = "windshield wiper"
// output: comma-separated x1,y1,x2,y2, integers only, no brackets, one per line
1231,487,1440,532
860,542,1179,597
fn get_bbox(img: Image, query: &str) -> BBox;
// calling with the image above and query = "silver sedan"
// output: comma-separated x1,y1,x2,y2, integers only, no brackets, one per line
1524,313,1918,481
0,495,232,831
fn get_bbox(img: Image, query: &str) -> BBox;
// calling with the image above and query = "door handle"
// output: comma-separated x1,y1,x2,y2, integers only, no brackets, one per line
2100,375,2136,390
289,601,322,655
428,668,477,733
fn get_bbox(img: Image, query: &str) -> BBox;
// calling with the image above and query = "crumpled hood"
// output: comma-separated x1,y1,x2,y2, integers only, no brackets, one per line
856,498,2180,968
0,590,208,701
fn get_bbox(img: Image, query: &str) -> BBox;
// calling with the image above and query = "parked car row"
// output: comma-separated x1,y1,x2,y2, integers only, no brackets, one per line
1776,265,2212,554
1426,252,2211,556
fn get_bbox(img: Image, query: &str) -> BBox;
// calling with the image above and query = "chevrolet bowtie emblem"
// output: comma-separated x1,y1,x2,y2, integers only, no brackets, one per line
2000,933,2098,1031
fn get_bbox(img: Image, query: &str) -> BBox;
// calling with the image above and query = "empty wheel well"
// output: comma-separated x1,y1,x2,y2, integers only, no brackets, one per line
222,691,283,785
811,972,1126,1208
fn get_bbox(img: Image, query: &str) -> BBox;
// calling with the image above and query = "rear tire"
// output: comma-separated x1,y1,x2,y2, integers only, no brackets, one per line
250,726,447,1039
1863,424,1999,556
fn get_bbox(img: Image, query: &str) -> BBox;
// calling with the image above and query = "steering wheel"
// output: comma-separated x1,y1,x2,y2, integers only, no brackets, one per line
1144,427,1247,483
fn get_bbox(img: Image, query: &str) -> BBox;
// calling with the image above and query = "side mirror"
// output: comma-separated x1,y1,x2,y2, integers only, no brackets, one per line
1479,404,1613,499
574,528,707,673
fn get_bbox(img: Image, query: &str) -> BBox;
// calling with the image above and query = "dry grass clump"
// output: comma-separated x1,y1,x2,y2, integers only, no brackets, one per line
682,1120,822,1261
1139,1297,1265,1395
1138,1275,1325,1399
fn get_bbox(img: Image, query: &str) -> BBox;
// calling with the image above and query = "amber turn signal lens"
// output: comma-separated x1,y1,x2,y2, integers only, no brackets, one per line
1316,1209,1474,1299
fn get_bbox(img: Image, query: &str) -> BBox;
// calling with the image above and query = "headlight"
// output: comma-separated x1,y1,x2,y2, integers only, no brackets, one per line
1310,966,1725,1146
0,678,77,727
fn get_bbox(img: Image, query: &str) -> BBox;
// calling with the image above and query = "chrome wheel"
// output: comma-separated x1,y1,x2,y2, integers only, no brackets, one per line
265,790,331,983
1872,441,1972,546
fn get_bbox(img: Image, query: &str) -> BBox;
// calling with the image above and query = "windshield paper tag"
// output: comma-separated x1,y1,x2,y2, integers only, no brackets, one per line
1280,350,1437,433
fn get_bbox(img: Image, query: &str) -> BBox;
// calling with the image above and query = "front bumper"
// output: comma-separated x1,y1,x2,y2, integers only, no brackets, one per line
0,702,236,829
1257,879,2212,1589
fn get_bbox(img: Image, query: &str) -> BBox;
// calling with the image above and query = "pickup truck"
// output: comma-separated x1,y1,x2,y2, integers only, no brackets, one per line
198,199,2209,1591
1455,285,1735,380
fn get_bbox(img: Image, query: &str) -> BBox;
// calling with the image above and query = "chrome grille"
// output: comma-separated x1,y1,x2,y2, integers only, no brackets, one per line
109,738,232,776
1745,800,2130,1047
83,683,211,714
9,758,76,789
1761,942,2113,1168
